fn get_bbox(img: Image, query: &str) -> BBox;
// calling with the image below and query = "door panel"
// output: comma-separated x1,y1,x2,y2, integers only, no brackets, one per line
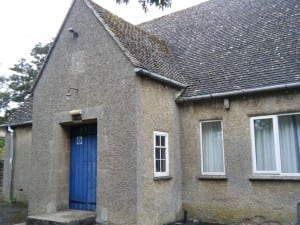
70,124,97,211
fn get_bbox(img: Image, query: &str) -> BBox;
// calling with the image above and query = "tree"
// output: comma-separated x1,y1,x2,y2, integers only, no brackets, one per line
0,138,4,160
0,42,52,123
0,77,9,110
8,42,52,103
116,0,171,11
0,76,10,123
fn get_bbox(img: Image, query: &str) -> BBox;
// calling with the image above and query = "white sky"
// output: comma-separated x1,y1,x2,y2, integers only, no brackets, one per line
0,0,207,76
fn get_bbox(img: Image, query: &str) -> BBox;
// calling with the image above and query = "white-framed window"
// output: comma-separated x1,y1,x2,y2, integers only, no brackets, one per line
153,131,169,177
200,120,225,175
250,113,300,176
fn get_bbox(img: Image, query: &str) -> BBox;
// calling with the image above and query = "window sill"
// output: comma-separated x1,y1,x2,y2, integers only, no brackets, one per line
249,175,300,181
153,176,173,181
198,175,227,180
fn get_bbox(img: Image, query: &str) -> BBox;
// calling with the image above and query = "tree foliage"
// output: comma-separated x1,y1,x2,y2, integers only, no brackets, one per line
116,0,171,11
0,42,52,123
8,42,51,103
0,138,4,160
0,77,9,110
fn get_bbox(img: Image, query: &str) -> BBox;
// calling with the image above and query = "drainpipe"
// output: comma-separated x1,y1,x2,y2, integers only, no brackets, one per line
7,126,14,202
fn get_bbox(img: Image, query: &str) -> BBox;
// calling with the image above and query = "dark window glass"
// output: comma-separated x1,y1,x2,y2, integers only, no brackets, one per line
156,160,161,172
156,135,160,146
155,148,160,159
161,136,165,146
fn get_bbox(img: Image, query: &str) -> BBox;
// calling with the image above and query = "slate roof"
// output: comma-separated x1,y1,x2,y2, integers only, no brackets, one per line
5,96,33,126
88,0,185,84
32,0,300,113
140,0,300,98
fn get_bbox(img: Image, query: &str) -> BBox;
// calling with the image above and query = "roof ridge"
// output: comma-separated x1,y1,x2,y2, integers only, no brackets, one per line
139,1,208,27
140,0,300,99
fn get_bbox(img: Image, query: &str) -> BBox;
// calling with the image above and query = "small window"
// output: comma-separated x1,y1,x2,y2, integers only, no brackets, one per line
251,113,300,176
153,131,169,177
200,121,225,175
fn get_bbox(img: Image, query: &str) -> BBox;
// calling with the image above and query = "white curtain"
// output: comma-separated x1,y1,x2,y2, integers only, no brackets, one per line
202,121,224,173
278,115,300,173
254,119,276,171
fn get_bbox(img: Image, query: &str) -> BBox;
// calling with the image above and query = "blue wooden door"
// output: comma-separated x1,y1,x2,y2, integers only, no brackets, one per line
70,124,97,211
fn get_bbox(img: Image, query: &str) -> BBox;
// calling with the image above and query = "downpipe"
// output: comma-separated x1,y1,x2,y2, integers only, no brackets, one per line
7,126,14,202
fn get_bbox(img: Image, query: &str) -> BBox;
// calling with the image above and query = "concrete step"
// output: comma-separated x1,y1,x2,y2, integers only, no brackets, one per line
167,220,201,225
26,209,96,225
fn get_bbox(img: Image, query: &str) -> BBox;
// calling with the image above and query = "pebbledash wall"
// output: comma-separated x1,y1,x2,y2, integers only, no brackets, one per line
30,0,184,224
2,125,32,204
30,0,139,224
136,77,182,225
180,90,300,225
27,0,300,224
30,0,183,224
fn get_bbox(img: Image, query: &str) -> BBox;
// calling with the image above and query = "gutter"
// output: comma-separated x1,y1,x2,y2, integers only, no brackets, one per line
176,82,300,103
134,68,187,89
0,121,32,128
7,126,14,202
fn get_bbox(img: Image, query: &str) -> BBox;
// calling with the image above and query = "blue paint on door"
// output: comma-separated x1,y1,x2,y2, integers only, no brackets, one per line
70,124,97,211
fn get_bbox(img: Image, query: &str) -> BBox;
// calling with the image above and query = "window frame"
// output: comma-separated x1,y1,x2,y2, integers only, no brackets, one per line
153,131,169,177
200,120,226,176
250,113,300,176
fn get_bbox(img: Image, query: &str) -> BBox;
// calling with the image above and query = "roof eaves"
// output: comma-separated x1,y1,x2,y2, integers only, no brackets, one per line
31,0,77,93
176,82,300,103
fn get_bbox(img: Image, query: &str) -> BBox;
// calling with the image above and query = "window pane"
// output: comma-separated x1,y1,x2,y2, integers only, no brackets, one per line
161,160,166,172
156,160,161,172
155,148,160,160
278,115,300,173
254,119,276,171
161,136,165,147
156,135,160,146
201,121,224,173
161,148,166,159
154,132,169,176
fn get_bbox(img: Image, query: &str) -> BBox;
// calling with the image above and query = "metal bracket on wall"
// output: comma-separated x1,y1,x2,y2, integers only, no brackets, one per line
66,87,79,100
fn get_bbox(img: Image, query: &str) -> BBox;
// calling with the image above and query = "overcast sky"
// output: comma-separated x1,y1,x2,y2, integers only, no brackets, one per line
0,0,207,76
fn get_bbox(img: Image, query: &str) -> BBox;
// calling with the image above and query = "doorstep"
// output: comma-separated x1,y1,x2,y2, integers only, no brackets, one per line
26,209,96,225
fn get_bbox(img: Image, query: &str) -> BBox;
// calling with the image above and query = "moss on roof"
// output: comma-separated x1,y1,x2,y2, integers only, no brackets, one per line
89,0,185,84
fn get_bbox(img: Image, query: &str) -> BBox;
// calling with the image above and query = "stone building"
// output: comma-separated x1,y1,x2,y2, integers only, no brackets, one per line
1,97,32,203
2,0,300,224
